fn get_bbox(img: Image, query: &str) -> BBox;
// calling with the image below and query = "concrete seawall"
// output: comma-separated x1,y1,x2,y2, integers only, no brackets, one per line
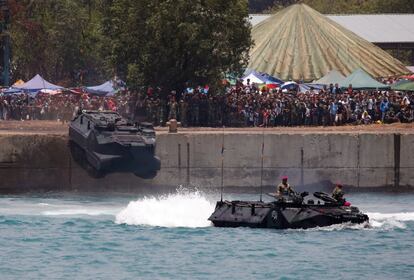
0,131,413,193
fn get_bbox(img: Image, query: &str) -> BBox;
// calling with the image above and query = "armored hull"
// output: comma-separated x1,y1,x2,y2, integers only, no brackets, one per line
208,193,369,229
69,111,160,179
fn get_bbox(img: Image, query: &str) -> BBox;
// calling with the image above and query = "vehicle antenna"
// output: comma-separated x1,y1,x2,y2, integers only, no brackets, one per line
220,125,225,202
259,126,265,202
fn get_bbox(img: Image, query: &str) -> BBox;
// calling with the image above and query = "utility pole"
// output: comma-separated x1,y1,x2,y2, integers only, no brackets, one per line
0,0,10,87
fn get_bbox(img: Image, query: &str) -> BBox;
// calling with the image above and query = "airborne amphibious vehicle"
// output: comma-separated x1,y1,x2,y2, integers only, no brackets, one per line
69,110,160,179
208,192,369,229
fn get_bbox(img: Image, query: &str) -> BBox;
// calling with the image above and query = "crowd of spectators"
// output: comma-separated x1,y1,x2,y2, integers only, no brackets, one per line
145,82,414,127
0,91,131,123
1,81,413,127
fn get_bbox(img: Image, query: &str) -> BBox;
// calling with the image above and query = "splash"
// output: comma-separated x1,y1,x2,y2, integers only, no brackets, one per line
300,211,414,232
366,212,414,230
115,188,215,228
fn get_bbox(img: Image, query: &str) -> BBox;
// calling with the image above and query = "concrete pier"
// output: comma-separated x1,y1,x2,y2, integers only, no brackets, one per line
0,123,413,193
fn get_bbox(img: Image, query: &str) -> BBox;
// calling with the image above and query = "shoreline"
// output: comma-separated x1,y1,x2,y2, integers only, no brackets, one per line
0,120,413,135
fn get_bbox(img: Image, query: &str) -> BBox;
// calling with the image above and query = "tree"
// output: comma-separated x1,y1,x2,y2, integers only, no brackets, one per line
8,0,106,86
104,0,252,92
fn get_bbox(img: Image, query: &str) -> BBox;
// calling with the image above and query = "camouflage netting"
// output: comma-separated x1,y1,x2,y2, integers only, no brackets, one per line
249,4,409,81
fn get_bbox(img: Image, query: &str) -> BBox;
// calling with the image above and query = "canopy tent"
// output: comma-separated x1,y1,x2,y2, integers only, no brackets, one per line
249,4,408,81
13,74,63,91
400,74,414,80
261,73,284,84
339,68,389,90
242,71,267,85
391,80,414,91
299,83,325,93
85,80,125,96
1,88,24,95
242,70,284,86
281,81,298,90
313,70,346,85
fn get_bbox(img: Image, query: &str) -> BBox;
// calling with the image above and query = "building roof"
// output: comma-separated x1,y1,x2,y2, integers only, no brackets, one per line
329,14,414,43
250,13,414,43
249,4,409,81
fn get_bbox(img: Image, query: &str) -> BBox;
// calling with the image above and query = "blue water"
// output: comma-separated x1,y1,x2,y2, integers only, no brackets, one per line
1,190,414,280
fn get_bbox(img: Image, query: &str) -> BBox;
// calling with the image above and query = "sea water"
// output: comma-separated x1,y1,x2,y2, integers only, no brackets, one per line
1,189,414,280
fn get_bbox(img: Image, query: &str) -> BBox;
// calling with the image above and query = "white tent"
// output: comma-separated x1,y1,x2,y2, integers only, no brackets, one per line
313,70,346,85
242,71,267,85
13,74,63,91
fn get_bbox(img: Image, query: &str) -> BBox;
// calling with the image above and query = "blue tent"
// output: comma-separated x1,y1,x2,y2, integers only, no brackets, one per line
13,74,63,91
86,80,125,96
261,73,284,85
281,81,298,91
86,81,115,96
2,88,24,95
299,83,325,93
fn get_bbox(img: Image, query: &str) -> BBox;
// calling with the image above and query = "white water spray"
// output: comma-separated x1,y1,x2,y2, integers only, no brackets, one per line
366,212,414,230
301,211,414,231
115,189,215,228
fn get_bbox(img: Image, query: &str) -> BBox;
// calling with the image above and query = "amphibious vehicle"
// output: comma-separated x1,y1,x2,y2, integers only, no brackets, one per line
208,192,369,229
69,110,160,179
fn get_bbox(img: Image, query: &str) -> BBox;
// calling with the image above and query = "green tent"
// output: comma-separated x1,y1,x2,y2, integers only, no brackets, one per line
249,4,408,81
391,80,414,91
313,70,345,85
339,68,389,90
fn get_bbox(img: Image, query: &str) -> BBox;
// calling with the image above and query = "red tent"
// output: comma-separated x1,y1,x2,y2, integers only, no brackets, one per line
401,74,414,80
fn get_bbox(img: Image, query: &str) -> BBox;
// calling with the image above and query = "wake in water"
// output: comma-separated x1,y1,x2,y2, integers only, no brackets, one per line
293,212,414,232
367,212,414,230
1,192,414,231
115,188,215,228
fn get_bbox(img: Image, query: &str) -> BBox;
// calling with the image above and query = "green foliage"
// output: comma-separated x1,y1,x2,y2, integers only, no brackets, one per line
8,0,107,86
106,0,252,91
6,0,252,89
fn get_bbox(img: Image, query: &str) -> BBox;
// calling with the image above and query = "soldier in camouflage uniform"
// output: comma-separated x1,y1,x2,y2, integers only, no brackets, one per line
332,184,345,203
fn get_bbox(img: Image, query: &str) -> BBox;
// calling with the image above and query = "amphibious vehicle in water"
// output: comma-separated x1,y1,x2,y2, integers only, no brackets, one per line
208,192,369,229
69,110,160,179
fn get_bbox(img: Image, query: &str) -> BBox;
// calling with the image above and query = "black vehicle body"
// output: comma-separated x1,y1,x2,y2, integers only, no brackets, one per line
69,110,160,179
208,192,369,229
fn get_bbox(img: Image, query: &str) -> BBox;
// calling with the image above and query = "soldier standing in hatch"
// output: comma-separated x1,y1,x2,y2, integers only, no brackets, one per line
332,183,345,203
277,176,295,198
